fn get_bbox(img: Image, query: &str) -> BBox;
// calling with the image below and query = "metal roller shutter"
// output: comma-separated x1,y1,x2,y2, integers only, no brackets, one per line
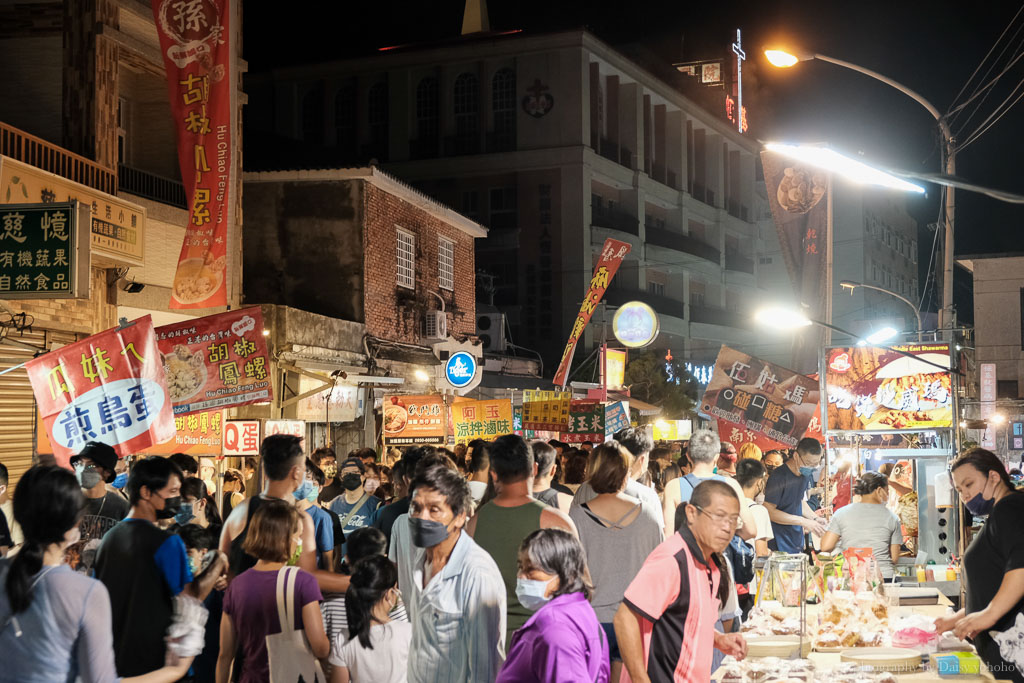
0,329,46,491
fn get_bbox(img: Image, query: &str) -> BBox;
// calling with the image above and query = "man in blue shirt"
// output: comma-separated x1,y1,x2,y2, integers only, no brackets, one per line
763,438,828,553
95,456,227,676
296,458,335,569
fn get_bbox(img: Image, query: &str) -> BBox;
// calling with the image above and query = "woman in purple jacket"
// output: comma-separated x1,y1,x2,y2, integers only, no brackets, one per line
497,528,609,683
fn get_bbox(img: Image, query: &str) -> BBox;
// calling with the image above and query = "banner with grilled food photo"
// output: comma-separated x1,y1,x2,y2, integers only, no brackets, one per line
699,345,820,449
824,344,953,431
382,394,446,445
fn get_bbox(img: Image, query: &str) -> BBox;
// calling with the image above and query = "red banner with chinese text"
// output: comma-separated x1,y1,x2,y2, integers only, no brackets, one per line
26,316,176,467
152,0,231,309
552,238,631,387
155,307,272,416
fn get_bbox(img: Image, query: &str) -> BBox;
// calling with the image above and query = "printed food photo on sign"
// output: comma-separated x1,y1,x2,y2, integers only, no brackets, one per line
825,344,953,431
382,395,445,445
699,345,819,449
155,307,273,415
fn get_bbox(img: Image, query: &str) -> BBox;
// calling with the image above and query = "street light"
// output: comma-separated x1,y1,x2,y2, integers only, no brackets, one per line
840,280,923,341
862,326,900,345
763,143,925,194
764,46,956,336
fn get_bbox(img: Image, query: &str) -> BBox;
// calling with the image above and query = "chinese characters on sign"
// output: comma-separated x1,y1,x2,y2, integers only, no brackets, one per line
152,0,232,309
699,345,820,449
825,344,953,431
522,390,572,432
223,420,260,456
452,399,513,444
265,420,305,439
552,238,632,387
383,395,446,445
25,316,176,467
0,157,145,266
0,202,89,299
604,401,630,440
296,377,360,423
155,307,272,416
565,400,605,443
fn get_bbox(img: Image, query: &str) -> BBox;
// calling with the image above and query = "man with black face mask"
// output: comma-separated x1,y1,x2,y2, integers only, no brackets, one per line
94,456,228,677
71,441,129,530
406,464,506,683
328,456,382,557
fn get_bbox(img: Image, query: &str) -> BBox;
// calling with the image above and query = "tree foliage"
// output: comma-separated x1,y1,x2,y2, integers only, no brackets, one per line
624,349,698,420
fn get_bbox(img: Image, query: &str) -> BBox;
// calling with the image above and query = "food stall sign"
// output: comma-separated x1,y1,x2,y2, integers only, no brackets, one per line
0,202,90,299
383,394,446,445
522,390,572,432
452,399,513,444
265,420,305,439
223,420,260,456
824,343,953,432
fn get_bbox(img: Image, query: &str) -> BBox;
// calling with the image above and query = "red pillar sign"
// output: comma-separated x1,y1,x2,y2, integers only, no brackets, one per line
152,0,232,309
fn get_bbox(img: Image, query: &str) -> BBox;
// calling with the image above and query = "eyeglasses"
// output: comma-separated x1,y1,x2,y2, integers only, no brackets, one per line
694,506,743,530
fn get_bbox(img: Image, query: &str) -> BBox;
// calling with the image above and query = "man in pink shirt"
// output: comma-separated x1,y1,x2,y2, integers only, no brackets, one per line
613,480,747,682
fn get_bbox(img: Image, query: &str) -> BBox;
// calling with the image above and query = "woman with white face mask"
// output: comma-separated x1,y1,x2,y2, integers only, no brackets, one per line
497,528,610,683
935,449,1024,683
0,465,193,683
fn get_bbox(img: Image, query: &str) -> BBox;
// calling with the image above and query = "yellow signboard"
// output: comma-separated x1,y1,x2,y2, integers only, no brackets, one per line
452,399,514,444
0,156,145,266
653,419,692,441
522,390,571,432
605,348,627,390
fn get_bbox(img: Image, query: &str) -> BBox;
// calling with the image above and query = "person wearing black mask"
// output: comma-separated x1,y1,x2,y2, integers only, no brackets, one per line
71,441,129,527
94,456,228,677
328,456,383,557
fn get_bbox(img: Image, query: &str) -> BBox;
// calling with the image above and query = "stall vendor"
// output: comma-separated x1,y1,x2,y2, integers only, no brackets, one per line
819,471,902,578
936,448,1024,683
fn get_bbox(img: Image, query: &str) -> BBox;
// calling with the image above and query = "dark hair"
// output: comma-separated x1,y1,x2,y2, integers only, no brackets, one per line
311,447,336,466
346,526,388,564
795,438,823,458
518,528,591,600
564,452,589,485
261,434,305,481
614,427,654,458
352,447,377,463
681,480,738,603
650,446,673,462
169,452,199,476
181,476,223,528
853,471,889,496
469,443,490,473
243,457,257,472
223,468,245,495
7,466,85,613
410,465,471,518
305,459,326,487
414,452,457,477
951,447,1013,490
648,460,665,493
0,461,7,486
177,523,213,552
589,441,632,494
531,441,557,477
489,434,533,483
400,445,434,482
735,458,767,489
127,456,184,505
242,498,301,563
662,462,682,483
345,555,398,649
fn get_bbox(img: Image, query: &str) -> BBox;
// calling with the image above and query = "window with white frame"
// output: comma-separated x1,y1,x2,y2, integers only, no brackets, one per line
396,228,416,288
439,237,455,290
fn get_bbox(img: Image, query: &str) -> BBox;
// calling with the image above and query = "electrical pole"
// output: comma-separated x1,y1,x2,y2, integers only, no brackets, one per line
940,120,956,338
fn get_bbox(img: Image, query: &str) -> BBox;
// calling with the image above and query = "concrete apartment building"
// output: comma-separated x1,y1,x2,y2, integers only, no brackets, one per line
244,27,787,374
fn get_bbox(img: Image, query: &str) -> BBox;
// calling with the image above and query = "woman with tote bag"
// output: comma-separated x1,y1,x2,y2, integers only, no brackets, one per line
217,499,330,683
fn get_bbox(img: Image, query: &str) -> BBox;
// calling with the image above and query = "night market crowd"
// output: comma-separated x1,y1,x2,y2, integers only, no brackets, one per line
0,428,1022,683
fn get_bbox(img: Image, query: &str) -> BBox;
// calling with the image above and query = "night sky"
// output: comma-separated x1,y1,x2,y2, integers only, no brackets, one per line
245,0,1024,316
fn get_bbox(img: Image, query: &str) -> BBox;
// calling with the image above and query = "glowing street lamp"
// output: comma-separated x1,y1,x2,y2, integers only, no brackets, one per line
764,49,802,68
862,326,900,345
763,143,925,194
753,306,813,330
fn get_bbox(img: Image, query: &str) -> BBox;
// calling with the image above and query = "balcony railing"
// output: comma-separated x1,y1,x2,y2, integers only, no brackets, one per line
605,287,686,320
1,120,116,195
691,181,715,208
727,199,750,222
598,137,618,163
645,225,720,264
592,204,639,235
118,164,187,209
690,305,749,329
724,248,754,274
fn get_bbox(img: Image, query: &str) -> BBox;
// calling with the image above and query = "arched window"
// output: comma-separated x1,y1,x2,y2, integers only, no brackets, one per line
492,68,516,150
415,77,439,142
367,81,389,160
453,72,479,154
302,85,324,143
334,80,357,158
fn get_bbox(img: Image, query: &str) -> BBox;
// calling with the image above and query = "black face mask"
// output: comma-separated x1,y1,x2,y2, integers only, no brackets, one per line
156,494,182,520
342,473,363,491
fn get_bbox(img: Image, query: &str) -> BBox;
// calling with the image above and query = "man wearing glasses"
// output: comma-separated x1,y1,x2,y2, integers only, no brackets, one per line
763,437,828,553
613,480,748,682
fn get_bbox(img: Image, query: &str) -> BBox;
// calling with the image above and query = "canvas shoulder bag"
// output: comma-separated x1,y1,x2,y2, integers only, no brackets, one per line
265,566,324,683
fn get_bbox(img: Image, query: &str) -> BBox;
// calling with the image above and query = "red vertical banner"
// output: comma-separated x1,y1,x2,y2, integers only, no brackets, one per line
26,316,177,467
552,238,632,387
152,0,231,309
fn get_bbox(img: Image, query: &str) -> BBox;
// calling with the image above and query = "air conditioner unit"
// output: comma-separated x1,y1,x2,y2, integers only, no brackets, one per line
476,312,507,353
423,310,447,342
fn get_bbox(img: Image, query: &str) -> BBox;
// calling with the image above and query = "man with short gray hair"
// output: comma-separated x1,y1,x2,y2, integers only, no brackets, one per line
661,430,756,539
